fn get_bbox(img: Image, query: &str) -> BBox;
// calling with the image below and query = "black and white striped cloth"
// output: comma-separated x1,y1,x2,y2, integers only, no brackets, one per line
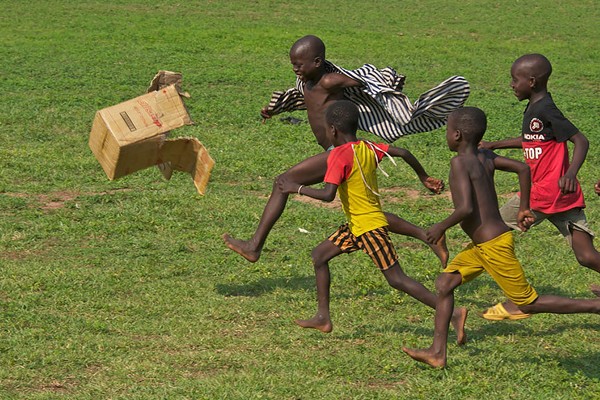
265,61,470,143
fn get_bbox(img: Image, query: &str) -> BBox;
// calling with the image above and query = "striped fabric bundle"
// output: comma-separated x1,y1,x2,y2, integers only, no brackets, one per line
265,61,470,143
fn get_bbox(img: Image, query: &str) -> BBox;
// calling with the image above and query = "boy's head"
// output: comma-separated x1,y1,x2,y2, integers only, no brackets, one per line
289,35,326,82
510,54,552,101
446,107,487,151
325,100,359,145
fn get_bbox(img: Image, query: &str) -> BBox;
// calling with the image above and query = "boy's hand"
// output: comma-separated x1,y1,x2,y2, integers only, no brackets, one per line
517,209,535,232
595,180,600,196
422,176,444,194
478,141,493,150
276,176,299,195
426,223,446,245
260,106,273,121
558,173,578,194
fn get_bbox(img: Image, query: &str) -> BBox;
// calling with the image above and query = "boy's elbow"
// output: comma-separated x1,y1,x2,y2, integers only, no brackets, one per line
321,188,337,202
573,132,589,148
323,193,336,202
457,205,473,218
518,164,531,177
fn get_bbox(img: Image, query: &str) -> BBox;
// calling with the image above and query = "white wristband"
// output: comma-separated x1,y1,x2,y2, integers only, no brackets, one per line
297,185,304,195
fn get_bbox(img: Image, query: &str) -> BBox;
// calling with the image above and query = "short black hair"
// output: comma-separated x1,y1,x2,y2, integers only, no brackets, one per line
325,100,359,134
450,107,487,144
290,35,326,59
514,54,552,85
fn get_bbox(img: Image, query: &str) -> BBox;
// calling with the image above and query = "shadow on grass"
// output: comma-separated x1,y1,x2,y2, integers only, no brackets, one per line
470,320,599,341
215,275,314,297
552,352,600,380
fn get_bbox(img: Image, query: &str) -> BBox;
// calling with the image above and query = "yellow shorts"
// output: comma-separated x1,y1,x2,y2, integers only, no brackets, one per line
444,231,538,306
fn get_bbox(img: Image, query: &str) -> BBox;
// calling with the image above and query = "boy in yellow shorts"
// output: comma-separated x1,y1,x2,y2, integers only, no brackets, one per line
402,107,600,368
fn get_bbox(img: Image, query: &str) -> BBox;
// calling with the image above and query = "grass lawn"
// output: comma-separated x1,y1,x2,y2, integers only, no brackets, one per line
1,1,599,398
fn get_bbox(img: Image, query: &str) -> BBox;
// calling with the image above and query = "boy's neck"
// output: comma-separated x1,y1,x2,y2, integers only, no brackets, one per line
528,88,548,104
455,143,478,156
335,133,359,146
306,67,327,86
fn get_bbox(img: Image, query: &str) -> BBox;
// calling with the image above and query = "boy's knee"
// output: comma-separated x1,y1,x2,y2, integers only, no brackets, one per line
273,172,286,187
574,249,600,269
382,263,406,286
311,247,326,266
435,273,461,294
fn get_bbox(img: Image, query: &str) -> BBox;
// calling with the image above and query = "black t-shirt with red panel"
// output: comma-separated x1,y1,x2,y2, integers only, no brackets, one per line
521,93,585,213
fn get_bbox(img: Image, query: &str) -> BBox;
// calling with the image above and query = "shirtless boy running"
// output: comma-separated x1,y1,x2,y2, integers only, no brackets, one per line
223,35,460,265
402,107,600,368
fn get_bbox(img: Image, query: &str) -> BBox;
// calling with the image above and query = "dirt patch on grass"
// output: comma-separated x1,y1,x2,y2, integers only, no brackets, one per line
2,248,47,261
380,186,452,202
39,380,71,393
294,194,341,209
3,188,132,211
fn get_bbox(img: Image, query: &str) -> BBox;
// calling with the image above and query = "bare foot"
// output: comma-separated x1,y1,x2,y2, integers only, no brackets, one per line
294,315,333,333
402,346,446,368
591,284,600,297
450,307,468,345
222,234,261,263
429,234,449,268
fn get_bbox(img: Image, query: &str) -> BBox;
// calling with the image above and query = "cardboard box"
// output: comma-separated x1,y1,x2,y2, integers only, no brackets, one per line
160,137,215,195
89,84,215,195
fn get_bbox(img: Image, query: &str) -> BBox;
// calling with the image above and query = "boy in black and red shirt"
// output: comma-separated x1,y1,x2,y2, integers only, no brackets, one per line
479,54,600,319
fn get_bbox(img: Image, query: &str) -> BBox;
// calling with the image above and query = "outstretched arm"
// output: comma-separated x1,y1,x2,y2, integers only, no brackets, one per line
386,146,444,194
320,72,363,91
426,157,473,243
559,132,589,194
479,136,523,150
492,153,534,231
277,175,338,202
260,88,307,120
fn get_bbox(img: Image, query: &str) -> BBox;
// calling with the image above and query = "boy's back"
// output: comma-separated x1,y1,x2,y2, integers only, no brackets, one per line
448,151,509,244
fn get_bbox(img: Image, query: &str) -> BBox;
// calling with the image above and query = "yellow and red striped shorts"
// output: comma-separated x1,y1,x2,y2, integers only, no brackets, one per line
328,223,397,270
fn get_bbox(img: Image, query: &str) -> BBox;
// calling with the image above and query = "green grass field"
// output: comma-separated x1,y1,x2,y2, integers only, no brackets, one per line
1,1,599,398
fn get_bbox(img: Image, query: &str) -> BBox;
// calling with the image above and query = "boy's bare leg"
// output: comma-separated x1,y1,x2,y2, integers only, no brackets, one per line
295,241,342,333
494,290,600,318
223,152,329,262
492,229,600,317
382,265,467,344
518,294,600,314
403,272,463,368
571,229,600,273
385,212,449,267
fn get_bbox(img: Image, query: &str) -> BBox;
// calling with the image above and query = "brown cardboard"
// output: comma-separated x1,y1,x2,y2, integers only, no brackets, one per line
89,84,214,195
160,137,215,195
146,70,191,181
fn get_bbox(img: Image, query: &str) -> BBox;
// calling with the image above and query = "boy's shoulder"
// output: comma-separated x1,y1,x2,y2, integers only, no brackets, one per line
477,148,497,161
450,151,484,171
328,141,356,161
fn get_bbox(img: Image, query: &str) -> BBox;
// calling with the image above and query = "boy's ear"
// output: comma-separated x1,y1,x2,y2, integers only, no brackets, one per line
330,124,337,136
529,76,537,88
452,129,462,142
314,56,323,67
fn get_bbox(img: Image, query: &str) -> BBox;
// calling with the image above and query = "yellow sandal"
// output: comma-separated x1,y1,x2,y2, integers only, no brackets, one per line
482,303,531,321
